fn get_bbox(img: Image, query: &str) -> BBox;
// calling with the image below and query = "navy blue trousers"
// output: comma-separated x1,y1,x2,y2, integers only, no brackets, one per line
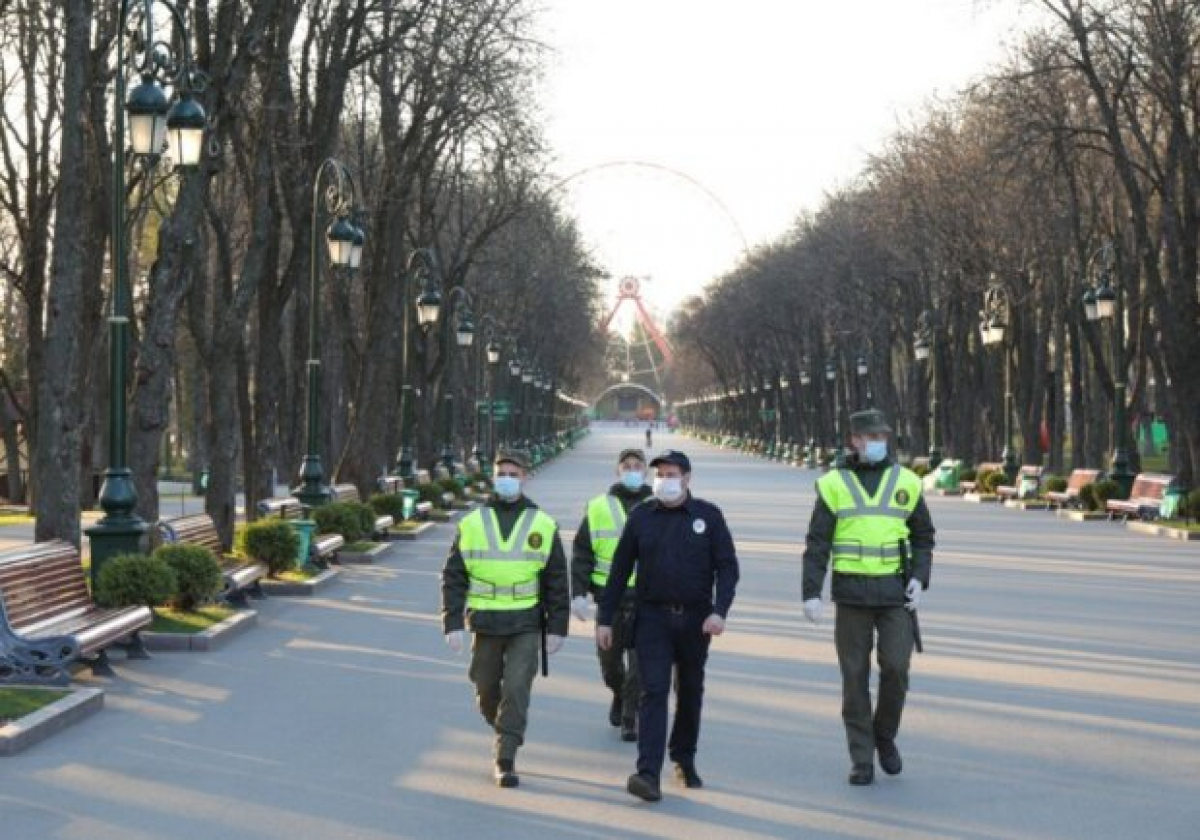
634,604,711,779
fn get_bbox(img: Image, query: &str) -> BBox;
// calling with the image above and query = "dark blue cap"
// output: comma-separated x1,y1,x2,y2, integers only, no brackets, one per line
650,449,692,473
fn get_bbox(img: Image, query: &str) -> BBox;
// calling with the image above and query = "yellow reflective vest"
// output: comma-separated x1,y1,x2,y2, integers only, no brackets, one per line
586,494,635,588
459,507,556,611
816,465,922,575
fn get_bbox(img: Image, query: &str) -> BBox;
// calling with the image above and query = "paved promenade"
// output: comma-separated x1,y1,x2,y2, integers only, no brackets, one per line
3,427,1198,838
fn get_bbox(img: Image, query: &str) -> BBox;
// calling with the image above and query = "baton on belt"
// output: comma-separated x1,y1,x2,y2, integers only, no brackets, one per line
899,539,924,654
540,621,549,677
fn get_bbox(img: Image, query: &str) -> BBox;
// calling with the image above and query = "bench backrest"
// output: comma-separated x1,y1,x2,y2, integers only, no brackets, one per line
158,513,224,554
257,497,304,520
1017,465,1044,479
976,462,1004,475
1130,473,1173,501
331,483,361,504
0,540,91,632
377,476,403,495
1066,468,1102,490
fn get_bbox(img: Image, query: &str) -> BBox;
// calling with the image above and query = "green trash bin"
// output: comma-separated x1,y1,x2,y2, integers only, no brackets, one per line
288,519,316,568
934,460,961,491
400,488,419,521
1160,482,1185,520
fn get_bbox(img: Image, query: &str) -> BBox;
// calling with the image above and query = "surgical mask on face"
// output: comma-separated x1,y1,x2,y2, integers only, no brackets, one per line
653,476,684,503
861,440,888,464
494,476,521,501
620,470,644,491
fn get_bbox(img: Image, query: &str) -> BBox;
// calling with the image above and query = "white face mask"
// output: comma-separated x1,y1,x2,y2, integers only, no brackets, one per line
861,440,888,464
653,476,684,504
494,475,521,501
620,470,644,490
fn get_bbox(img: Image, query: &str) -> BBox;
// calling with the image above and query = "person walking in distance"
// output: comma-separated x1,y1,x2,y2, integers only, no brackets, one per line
441,451,570,788
802,409,935,786
597,449,739,802
571,448,653,741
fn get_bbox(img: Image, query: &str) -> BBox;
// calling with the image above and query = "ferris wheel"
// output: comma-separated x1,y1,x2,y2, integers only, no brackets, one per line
601,275,671,400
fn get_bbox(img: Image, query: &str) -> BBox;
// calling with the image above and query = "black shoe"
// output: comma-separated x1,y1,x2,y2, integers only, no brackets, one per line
608,695,622,727
494,759,519,788
674,763,703,789
626,772,662,801
876,739,903,775
620,718,637,742
848,763,874,786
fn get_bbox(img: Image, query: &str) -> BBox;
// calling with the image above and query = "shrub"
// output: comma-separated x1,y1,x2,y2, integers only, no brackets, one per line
417,483,444,505
1093,479,1122,507
912,463,930,478
959,468,977,483
242,519,300,575
469,471,491,490
1045,476,1068,494
1079,483,1100,511
313,501,372,542
370,492,408,520
981,470,1006,493
437,477,461,498
94,553,176,609
1180,488,1200,520
153,544,223,610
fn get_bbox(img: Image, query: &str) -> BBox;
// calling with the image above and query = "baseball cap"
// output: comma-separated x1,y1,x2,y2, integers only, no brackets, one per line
617,448,646,464
649,449,692,472
494,450,530,470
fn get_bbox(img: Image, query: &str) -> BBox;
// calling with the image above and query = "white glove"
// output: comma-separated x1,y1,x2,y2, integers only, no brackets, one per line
803,598,824,625
905,579,922,612
545,634,564,655
571,595,591,622
445,630,464,654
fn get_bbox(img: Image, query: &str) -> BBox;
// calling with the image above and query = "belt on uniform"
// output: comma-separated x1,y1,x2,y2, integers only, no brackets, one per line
643,601,708,613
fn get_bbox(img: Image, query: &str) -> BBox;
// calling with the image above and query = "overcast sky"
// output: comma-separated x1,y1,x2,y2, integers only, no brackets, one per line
535,0,1037,320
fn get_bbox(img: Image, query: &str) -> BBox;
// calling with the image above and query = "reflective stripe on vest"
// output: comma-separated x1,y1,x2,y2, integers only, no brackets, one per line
459,507,555,610
587,494,634,587
816,465,921,576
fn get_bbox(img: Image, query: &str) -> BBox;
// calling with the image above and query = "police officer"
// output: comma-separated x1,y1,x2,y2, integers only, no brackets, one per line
571,447,653,742
441,450,570,788
596,449,739,802
802,409,935,786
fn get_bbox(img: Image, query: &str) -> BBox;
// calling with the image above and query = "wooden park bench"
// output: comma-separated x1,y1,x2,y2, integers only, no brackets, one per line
157,513,267,605
960,462,1004,493
911,457,931,474
376,475,404,496
1046,468,1102,511
256,496,344,565
1105,473,1174,521
330,483,395,538
997,465,1045,501
0,540,152,683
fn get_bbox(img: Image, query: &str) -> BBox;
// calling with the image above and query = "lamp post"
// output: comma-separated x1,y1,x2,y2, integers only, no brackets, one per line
293,158,365,508
88,0,208,578
1082,242,1134,497
914,310,942,467
825,356,843,466
800,359,817,468
474,315,501,475
437,286,475,476
981,282,1018,483
395,249,441,483
855,354,872,407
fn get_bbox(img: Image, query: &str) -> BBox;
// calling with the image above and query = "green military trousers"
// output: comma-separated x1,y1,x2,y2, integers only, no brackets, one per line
834,604,915,766
597,598,640,722
468,630,540,762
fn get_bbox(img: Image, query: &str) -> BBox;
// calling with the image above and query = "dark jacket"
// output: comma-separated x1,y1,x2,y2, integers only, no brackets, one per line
597,493,739,625
802,456,935,607
571,481,654,599
441,495,570,636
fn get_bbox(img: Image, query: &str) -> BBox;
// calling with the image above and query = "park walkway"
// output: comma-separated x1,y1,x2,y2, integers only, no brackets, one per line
2,426,1198,839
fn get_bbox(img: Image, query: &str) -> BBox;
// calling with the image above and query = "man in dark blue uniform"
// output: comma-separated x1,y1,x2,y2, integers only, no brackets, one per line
596,449,739,802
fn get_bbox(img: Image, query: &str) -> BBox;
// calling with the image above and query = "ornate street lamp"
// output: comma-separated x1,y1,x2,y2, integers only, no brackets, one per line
914,310,941,467
294,158,365,508
89,0,209,578
1081,241,1133,497
395,248,440,483
438,286,475,475
981,282,1017,482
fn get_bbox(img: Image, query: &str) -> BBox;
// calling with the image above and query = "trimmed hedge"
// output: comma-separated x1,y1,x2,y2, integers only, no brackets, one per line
241,519,300,575
95,553,176,609
313,501,373,542
1045,476,1068,493
370,492,408,520
153,543,223,610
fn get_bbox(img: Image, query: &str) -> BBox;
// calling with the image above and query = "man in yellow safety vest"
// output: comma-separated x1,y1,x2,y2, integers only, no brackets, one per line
802,409,936,786
441,450,570,788
571,447,653,741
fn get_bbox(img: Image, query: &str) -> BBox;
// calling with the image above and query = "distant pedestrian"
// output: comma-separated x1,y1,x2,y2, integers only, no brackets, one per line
441,450,570,788
645,425,653,448
571,447,653,742
802,409,935,786
597,449,739,802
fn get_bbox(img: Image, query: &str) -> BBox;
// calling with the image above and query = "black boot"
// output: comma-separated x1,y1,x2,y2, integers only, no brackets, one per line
626,772,661,801
494,759,519,788
876,738,903,775
620,717,637,742
608,694,621,727
848,763,874,786
673,762,703,788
